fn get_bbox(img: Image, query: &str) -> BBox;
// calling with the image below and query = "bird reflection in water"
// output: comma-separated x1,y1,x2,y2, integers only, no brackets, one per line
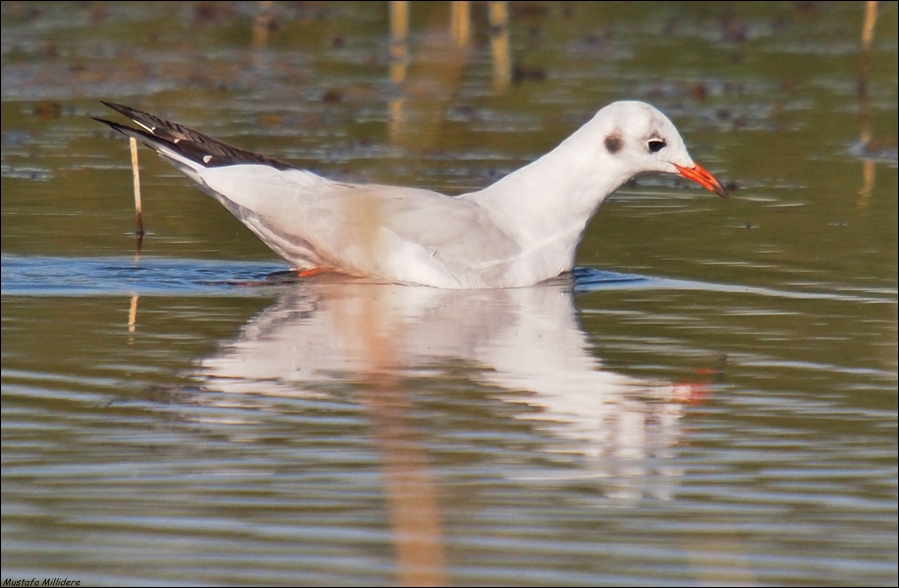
187,275,715,584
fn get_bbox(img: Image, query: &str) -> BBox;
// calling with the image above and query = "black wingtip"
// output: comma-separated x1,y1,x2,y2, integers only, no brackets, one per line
92,115,137,136
100,101,137,117
99,101,160,129
92,115,163,153
94,100,297,171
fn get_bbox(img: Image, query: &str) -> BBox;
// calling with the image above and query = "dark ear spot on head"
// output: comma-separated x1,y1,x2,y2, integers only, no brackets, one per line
604,134,623,154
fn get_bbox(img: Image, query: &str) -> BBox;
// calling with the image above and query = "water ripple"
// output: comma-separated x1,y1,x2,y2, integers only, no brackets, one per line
4,255,894,306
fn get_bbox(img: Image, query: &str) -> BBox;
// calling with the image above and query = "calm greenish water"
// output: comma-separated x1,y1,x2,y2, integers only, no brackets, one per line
2,2,897,586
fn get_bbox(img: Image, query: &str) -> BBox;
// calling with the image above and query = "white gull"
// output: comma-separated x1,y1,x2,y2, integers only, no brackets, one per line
95,100,727,289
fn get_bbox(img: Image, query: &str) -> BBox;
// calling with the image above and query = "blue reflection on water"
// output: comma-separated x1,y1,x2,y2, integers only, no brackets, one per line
0,254,289,296
2,255,891,304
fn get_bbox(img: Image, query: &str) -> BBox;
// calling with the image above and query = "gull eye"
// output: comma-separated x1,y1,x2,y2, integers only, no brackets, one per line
647,139,666,153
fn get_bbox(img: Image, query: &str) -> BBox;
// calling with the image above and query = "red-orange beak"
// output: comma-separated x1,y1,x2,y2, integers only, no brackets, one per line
673,162,729,199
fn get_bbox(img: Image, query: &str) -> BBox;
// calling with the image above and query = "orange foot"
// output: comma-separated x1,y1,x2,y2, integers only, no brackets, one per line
297,267,324,278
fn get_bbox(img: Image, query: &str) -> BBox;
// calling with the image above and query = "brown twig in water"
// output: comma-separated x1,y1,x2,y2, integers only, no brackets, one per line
857,2,878,208
451,1,471,45
857,1,877,108
489,2,511,90
128,294,139,344
129,137,145,239
253,0,275,49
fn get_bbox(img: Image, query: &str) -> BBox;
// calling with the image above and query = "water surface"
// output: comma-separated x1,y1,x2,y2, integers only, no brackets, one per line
2,2,897,586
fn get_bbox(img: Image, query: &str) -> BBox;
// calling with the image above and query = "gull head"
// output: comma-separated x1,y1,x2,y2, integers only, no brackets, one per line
583,101,729,199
